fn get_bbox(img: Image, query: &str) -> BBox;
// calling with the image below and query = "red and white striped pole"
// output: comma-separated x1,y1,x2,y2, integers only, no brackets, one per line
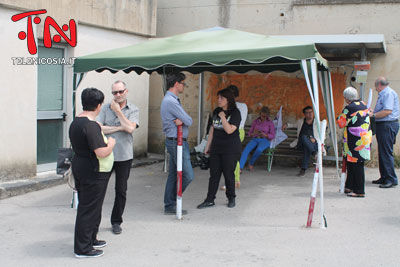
306,163,319,227
176,124,183,220
339,157,347,193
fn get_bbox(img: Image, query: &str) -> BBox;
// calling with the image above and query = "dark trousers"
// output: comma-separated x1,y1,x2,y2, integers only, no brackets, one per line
111,159,133,226
376,121,399,184
74,172,111,254
206,153,240,202
297,135,318,170
345,161,365,194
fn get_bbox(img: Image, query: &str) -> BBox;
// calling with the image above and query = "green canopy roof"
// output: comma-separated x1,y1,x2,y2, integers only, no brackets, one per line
73,27,328,74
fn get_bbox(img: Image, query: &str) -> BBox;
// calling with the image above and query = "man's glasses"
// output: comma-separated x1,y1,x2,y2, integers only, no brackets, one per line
112,89,126,95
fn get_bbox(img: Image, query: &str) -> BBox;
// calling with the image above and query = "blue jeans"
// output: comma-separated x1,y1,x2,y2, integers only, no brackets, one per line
297,135,318,170
376,121,399,184
239,138,270,169
164,138,194,210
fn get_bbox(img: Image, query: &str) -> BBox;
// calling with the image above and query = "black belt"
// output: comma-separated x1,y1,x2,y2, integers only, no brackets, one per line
167,137,187,141
376,120,399,124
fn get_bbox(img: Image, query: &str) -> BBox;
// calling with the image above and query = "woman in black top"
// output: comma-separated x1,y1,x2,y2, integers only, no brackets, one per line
69,88,115,258
197,87,241,209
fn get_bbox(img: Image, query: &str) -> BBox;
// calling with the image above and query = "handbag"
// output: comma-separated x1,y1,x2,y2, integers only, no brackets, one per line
56,147,76,190
56,148,73,175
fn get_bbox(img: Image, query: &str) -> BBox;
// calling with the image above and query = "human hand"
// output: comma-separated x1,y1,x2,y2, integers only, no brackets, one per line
174,119,183,126
282,123,288,130
218,111,226,120
204,146,210,155
310,137,316,143
110,100,121,113
108,137,116,147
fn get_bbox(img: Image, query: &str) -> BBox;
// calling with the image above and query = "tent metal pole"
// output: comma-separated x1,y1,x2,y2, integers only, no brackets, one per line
162,68,168,173
197,73,204,145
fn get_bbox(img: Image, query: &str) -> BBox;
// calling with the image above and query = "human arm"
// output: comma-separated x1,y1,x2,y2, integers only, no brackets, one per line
94,137,116,158
204,126,214,154
170,100,192,126
219,111,238,134
110,101,138,134
370,109,392,119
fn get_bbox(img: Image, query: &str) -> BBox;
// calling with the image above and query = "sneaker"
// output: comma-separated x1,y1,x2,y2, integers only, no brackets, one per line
93,239,107,249
197,201,215,209
112,224,122,235
227,198,236,208
297,169,306,177
164,208,188,215
75,249,104,258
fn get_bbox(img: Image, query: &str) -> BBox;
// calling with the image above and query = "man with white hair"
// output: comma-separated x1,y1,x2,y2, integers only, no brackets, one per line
369,77,399,189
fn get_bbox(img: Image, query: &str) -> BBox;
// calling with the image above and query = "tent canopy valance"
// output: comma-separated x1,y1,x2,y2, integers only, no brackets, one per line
73,27,328,74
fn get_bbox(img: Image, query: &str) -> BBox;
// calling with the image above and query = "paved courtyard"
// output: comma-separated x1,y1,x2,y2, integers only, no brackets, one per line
0,162,399,267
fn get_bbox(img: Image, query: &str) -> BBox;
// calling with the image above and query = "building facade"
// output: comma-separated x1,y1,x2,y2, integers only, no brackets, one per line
0,0,157,182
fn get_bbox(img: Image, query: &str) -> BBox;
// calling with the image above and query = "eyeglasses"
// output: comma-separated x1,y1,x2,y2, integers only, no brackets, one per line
112,89,126,95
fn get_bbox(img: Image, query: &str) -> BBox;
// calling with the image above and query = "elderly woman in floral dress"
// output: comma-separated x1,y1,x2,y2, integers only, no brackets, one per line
337,87,372,197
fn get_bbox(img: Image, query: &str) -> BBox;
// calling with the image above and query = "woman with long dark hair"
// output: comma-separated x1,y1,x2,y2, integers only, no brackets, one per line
197,87,242,209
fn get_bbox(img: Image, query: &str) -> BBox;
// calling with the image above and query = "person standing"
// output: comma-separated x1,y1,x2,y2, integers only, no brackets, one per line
97,81,139,234
69,88,115,258
370,77,399,188
337,87,372,197
197,88,242,209
160,72,194,215
220,85,247,190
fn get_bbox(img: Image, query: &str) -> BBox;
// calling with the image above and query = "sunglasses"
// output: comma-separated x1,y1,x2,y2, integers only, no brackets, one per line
112,89,126,95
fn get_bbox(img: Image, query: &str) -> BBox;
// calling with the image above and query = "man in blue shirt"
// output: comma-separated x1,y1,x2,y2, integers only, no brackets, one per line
370,77,400,188
160,72,194,214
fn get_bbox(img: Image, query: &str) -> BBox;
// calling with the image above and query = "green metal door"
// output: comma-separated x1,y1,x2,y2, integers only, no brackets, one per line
37,46,66,170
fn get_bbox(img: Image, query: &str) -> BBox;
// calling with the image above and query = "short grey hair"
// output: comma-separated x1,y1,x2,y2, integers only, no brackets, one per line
112,80,126,89
343,87,358,101
375,77,389,87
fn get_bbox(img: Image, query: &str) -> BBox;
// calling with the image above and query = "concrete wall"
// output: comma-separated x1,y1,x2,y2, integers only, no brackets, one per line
148,0,400,156
0,1,155,182
0,7,37,181
72,25,149,158
0,0,157,37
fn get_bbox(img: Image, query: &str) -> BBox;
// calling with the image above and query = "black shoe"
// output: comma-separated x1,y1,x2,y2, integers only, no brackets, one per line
75,249,104,258
372,178,385,184
112,224,122,235
379,182,397,188
93,239,107,249
164,208,188,215
227,198,235,208
297,169,306,177
197,201,215,209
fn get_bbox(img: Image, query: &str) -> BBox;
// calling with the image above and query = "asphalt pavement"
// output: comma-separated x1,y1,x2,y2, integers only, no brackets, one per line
1,162,399,267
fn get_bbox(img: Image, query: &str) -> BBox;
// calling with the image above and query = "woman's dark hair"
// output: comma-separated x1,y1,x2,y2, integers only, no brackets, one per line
226,85,239,97
81,88,104,111
217,87,237,110
166,72,186,89
302,105,313,114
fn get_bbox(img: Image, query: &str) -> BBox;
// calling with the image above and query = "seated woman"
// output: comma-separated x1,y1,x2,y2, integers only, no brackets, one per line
239,106,276,171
